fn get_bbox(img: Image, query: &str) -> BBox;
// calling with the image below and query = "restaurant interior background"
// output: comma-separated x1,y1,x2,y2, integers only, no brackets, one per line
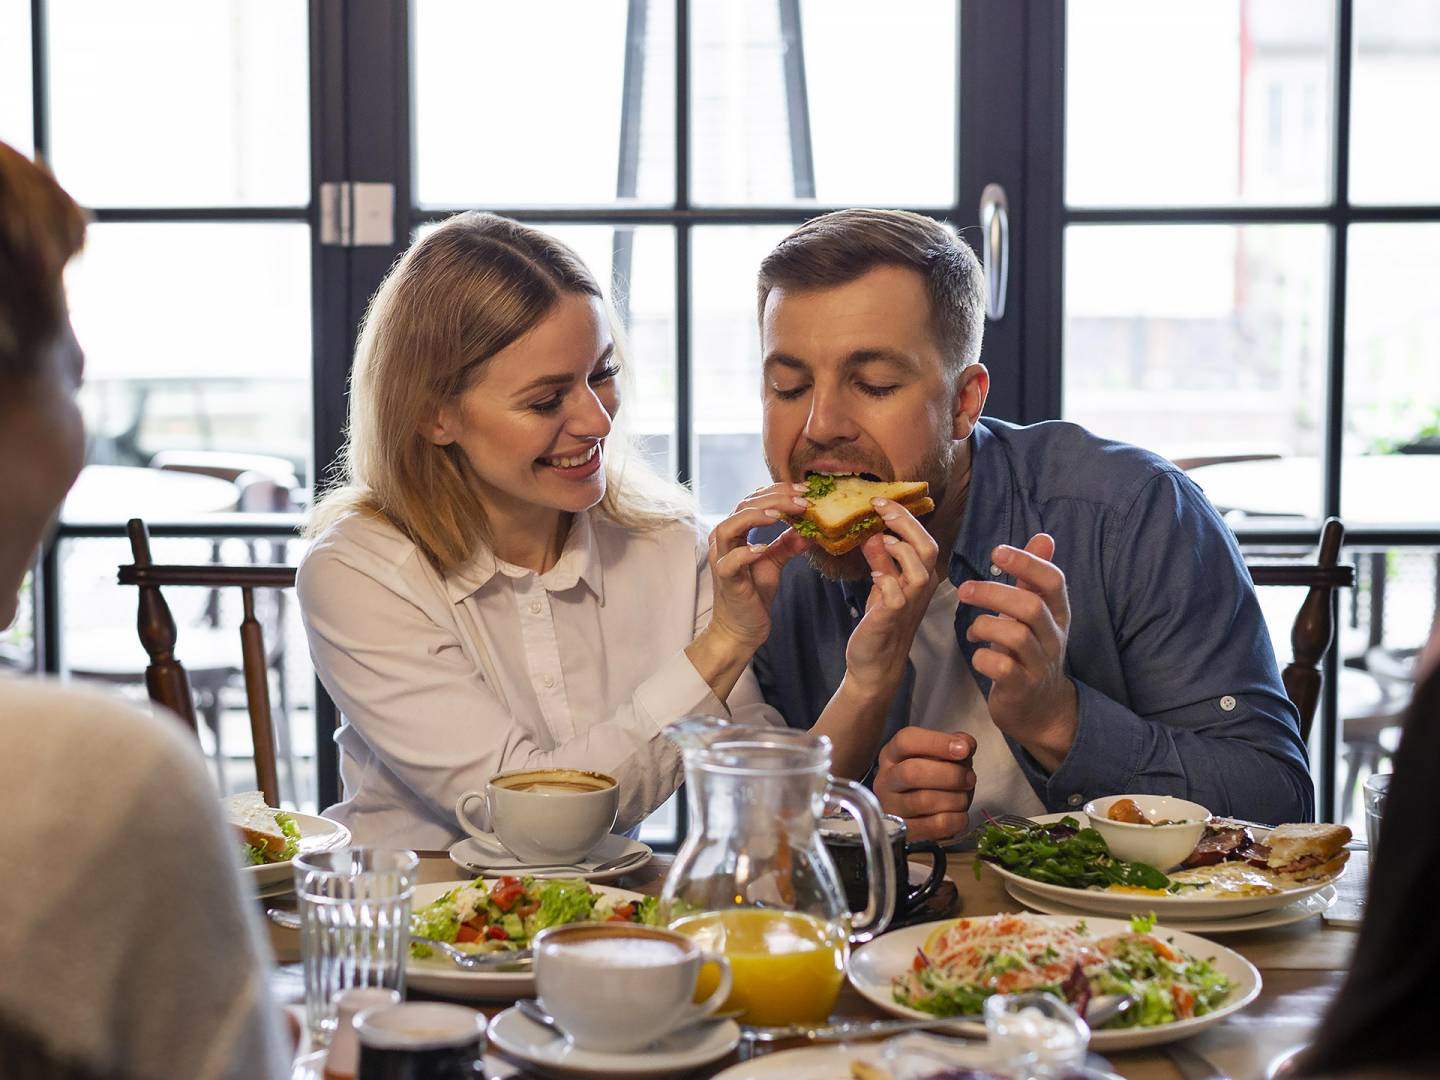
3,0,1437,847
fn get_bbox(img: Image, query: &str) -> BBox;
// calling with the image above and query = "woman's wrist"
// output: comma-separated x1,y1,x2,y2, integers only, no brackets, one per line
685,624,754,702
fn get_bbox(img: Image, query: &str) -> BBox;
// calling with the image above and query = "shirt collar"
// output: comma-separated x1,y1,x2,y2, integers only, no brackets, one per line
949,420,1015,585
443,510,605,603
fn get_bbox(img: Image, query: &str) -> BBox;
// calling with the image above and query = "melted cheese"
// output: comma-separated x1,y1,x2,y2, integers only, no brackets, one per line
1168,862,1285,897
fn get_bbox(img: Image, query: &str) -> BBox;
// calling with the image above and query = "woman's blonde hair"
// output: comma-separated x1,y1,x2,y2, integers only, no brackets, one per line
308,212,694,572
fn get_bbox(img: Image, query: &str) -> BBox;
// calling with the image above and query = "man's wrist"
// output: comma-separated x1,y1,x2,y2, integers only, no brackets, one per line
1019,679,1080,774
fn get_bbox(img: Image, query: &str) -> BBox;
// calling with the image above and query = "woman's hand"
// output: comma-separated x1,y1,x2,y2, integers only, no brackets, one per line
704,482,810,649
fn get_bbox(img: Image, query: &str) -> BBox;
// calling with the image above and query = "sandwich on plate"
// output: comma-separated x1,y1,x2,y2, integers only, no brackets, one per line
1261,822,1351,882
225,790,301,866
785,473,934,556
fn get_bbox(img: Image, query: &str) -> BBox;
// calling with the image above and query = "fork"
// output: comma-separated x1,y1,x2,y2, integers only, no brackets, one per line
943,812,1039,850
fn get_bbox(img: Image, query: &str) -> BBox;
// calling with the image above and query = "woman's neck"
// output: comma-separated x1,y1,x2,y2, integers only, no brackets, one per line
485,502,574,575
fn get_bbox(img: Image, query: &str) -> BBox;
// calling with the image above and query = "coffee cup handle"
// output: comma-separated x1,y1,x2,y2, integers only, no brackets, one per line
903,840,947,909
454,791,511,860
683,952,733,1024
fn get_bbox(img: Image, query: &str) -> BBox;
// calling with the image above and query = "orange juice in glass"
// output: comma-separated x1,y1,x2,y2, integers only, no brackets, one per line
672,908,848,1025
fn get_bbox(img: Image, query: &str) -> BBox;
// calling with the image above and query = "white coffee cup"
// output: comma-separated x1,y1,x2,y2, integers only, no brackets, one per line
533,923,733,1053
455,768,619,863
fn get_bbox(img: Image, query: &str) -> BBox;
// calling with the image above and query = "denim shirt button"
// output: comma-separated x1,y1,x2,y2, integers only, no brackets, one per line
1067,793,1084,807
848,605,860,619
990,564,1003,576
1220,695,1237,712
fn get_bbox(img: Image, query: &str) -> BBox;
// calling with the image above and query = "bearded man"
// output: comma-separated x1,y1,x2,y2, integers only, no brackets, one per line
709,208,1312,839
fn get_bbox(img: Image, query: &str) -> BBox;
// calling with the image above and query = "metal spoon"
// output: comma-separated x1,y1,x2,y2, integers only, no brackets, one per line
459,849,650,876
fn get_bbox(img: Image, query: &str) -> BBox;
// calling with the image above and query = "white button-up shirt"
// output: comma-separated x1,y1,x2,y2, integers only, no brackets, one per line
298,510,774,849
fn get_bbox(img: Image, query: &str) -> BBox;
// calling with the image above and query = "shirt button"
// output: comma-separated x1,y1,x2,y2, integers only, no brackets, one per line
848,605,860,619
1220,695,1237,712
542,674,555,688
529,600,542,615
1067,794,1084,807
990,564,1003,577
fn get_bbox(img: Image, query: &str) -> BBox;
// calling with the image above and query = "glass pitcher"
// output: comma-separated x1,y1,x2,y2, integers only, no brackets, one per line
659,717,896,1026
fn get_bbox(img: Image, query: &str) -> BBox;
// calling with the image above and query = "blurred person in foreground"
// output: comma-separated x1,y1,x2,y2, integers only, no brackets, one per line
721,209,1313,838
1293,618,1440,1079
0,141,289,1079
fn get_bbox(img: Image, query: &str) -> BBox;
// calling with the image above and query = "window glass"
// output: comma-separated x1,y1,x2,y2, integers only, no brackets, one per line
1067,0,1334,207
413,0,676,207
64,223,313,491
45,0,308,207
691,0,956,206
1342,223,1440,525
1349,0,1440,204
0,1,31,153
690,225,791,518
1063,223,1330,520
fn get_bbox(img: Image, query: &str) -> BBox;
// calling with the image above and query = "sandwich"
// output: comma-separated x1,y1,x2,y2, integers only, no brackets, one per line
1261,822,1351,882
225,790,301,866
784,473,934,556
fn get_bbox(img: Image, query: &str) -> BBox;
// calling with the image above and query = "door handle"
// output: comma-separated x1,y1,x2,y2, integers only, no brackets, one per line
979,182,1009,321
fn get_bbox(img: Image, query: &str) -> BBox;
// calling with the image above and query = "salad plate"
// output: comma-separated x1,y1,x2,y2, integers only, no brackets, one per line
243,812,350,889
487,1005,739,1078
979,813,1341,919
1004,878,1338,933
405,878,649,999
846,913,1261,1052
448,832,652,883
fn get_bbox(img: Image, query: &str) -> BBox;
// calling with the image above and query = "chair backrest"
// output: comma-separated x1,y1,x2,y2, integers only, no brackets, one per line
120,518,297,806
1245,517,1353,742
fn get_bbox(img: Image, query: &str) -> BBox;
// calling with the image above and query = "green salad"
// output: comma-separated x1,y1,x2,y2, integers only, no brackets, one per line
409,875,660,958
893,912,1233,1028
241,812,299,865
976,816,1174,892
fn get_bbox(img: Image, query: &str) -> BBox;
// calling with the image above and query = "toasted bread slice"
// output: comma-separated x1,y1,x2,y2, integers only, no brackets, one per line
784,475,933,556
1264,822,1351,865
225,790,291,860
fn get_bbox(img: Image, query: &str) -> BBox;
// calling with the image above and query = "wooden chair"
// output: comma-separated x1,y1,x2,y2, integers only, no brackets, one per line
1245,517,1354,742
119,518,296,807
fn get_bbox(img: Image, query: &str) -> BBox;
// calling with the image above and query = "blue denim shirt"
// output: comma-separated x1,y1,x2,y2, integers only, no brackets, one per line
752,418,1314,824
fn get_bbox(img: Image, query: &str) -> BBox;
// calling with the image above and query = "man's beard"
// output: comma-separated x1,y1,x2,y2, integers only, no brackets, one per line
767,439,958,583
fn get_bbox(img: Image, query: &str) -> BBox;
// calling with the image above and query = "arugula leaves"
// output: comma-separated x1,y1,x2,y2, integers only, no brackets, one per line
976,816,1173,891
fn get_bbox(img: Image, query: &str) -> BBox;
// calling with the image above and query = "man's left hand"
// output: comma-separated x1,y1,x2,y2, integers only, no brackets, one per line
958,533,1078,772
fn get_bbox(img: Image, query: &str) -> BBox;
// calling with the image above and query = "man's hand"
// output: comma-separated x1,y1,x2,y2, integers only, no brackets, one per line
842,498,940,696
704,482,810,649
958,533,1078,773
874,727,977,841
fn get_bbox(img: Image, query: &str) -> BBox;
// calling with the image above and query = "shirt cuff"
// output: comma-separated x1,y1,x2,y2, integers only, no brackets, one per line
1015,679,1145,812
633,647,732,735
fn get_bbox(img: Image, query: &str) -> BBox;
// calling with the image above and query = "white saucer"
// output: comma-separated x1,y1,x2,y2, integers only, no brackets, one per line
447,832,651,883
1005,878,1338,933
487,1005,739,1078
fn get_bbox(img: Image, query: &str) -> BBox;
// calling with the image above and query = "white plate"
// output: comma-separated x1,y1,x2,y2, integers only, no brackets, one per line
243,812,351,889
710,1042,1123,1080
1005,878,1337,933
404,879,648,1000
448,833,652,883
487,1005,738,1077
980,813,1342,918
847,914,1261,1052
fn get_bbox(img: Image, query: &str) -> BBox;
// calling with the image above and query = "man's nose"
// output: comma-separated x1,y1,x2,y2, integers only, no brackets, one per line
803,384,859,445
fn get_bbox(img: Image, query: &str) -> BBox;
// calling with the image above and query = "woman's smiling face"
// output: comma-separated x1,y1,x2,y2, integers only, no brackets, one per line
428,291,619,531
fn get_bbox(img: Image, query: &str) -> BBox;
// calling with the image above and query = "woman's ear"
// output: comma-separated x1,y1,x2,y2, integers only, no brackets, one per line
951,363,989,441
423,402,458,447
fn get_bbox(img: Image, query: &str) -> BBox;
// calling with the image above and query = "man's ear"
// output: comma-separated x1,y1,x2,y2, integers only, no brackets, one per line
951,363,989,441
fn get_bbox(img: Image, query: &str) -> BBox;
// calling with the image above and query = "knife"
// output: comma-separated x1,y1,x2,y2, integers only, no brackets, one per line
1164,1043,1231,1080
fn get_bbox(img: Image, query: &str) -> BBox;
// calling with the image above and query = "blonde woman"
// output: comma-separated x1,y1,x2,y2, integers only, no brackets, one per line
299,213,797,848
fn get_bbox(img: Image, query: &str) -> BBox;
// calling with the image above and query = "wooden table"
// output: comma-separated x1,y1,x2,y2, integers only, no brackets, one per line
267,850,1359,1079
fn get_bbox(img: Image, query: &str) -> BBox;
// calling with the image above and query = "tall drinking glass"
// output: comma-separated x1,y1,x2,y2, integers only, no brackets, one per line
1363,773,1390,860
294,847,418,1046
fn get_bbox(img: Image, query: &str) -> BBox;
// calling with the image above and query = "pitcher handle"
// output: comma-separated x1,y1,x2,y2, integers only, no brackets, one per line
825,778,897,942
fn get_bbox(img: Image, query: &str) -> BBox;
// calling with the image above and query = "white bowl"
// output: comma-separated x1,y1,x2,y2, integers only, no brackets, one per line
1082,794,1209,871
